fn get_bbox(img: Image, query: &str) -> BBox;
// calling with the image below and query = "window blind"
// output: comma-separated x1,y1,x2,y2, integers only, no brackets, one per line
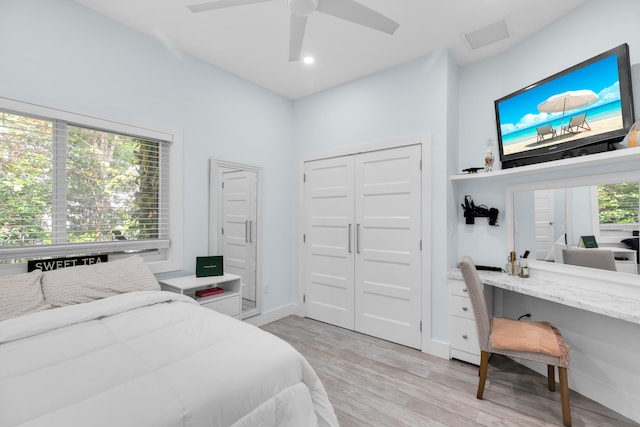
598,182,639,225
0,108,171,262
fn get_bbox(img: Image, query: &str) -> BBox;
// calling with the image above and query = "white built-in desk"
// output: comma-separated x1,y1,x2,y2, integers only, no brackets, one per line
447,262,640,424
447,266,640,325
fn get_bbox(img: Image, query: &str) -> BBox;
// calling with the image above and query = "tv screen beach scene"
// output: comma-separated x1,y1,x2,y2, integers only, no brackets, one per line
497,53,624,156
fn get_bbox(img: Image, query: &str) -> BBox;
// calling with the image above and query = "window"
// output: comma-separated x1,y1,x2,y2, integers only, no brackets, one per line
597,181,639,231
0,99,181,270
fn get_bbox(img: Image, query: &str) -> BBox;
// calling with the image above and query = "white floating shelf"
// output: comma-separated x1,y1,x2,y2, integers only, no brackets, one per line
452,146,640,181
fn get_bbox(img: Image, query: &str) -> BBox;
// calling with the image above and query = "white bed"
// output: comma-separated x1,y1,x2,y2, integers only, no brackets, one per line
0,257,338,427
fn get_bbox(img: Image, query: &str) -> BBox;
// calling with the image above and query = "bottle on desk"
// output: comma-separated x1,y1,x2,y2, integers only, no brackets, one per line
505,251,521,276
519,260,529,278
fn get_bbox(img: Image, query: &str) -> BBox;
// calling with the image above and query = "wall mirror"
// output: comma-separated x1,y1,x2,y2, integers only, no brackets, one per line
507,171,639,275
209,159,263,319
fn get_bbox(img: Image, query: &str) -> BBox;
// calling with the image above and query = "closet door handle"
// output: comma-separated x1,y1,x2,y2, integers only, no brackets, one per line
348,224,352,253
245,220,249,243
356,224,361,254
249,221,253,243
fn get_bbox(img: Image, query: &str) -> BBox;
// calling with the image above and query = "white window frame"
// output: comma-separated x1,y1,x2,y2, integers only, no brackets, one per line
0,97,183,275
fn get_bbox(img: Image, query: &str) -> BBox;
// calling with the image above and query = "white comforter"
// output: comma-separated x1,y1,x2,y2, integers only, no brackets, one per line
0,291,338,427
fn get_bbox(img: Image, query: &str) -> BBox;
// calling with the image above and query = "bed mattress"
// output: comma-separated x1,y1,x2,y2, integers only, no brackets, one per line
0,291,338,427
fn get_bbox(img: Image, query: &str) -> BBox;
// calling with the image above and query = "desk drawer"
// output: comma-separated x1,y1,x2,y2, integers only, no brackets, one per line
449,279,469,297
450,316,480,355
449,294,474,320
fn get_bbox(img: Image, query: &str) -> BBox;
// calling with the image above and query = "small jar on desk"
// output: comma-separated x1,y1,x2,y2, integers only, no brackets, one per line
519,260,529,278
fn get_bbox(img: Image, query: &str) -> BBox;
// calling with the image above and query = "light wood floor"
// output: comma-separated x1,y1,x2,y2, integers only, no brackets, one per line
261,315,639,427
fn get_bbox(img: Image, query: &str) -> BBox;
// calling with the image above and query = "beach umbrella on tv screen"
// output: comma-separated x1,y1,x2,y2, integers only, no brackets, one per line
537,89,598,128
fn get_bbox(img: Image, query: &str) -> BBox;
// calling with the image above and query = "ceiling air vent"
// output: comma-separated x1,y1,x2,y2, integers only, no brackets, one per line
465,19,510,50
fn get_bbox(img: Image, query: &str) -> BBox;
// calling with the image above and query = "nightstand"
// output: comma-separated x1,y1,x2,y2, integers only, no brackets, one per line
159,273,242,319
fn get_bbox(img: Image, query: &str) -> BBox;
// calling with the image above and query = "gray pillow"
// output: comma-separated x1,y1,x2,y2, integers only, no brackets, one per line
42,255,160,307
0,270,47,321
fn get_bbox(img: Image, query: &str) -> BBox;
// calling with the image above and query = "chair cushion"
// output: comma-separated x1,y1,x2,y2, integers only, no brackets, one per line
491,317,569,365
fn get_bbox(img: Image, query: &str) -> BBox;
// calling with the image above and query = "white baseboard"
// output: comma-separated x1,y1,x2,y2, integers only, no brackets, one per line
243,303,298,327
423,339,450,360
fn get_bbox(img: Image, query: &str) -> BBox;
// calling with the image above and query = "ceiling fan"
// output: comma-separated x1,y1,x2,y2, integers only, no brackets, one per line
187,0,399,62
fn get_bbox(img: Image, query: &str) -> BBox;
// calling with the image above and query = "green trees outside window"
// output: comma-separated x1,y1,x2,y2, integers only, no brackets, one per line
598,181,639,225
1,111,161,248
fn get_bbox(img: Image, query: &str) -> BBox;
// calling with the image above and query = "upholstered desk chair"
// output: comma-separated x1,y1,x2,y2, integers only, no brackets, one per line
459,256,572,426
562,248,617,271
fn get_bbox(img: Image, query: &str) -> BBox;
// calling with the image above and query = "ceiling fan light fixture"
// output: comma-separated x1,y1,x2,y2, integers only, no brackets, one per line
288,0,318,17
303,56,315,64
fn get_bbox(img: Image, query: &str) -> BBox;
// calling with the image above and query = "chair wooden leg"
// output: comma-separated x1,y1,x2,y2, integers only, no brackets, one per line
559,367,571,426
477,351,489,399
547,365,555,392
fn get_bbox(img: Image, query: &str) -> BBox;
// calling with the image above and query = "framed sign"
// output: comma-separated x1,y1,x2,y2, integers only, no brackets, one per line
196,256,223,277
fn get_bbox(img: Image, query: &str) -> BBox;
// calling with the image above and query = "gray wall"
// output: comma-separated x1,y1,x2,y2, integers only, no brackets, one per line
455,1,640,419
456,0,640,269
293,49,456,343
0,0,297,312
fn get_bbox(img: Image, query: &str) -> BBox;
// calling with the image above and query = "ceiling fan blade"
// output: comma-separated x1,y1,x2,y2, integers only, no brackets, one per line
289,14,307,62
187,0,274,14
316,0,399,34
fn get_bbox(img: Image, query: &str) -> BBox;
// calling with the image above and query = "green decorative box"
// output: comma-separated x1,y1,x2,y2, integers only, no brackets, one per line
578,235,598,248
196,256,223,277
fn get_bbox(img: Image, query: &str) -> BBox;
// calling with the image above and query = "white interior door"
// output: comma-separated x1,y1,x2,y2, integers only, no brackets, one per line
222,170,257,301
535,189,555,260
303,156,355,330
303,145,422,348
354,145,422,348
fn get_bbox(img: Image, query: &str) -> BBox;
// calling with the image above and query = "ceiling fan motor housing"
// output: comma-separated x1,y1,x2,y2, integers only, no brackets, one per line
288,0,318,17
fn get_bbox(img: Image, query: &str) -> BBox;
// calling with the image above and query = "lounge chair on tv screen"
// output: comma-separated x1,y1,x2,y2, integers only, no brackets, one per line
537,124,557,142
563,112,591,134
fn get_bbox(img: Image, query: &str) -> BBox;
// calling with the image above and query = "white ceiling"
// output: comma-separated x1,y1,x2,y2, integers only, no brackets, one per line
72,0,588,100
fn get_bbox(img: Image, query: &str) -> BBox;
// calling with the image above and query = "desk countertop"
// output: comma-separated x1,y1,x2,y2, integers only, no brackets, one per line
447,269,640,325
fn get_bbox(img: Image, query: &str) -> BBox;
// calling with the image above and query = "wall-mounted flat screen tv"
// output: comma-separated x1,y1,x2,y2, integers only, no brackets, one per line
495,44,635,169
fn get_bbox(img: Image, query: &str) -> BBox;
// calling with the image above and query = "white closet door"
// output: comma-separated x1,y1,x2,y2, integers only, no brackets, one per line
303,156,355,329
222,170,257,301
354,145,422,348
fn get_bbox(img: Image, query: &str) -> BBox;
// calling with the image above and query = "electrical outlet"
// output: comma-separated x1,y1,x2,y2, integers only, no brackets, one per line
263,283,270,294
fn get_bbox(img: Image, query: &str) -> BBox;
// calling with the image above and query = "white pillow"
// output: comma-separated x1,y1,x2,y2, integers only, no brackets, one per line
0,270,47,321
41,255,160,307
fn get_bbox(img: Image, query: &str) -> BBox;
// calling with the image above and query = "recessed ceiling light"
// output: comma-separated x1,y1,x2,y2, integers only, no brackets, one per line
303,56,315,65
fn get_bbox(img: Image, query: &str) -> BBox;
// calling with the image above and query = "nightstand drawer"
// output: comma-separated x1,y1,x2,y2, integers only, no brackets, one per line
201,294,240,317
449,316,479,355
449,294,474,320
